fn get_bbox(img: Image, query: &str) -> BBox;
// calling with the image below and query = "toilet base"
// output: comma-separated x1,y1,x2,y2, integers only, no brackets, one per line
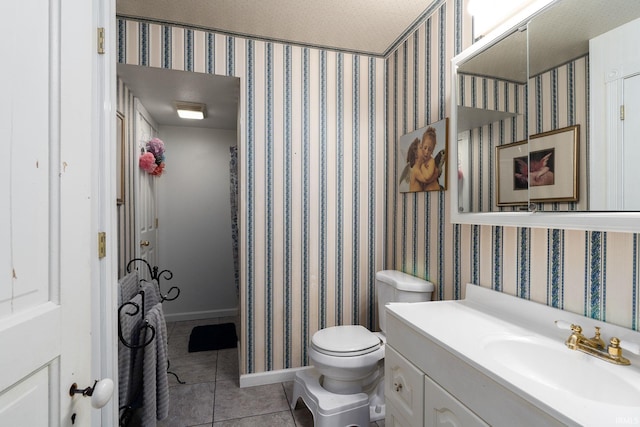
291,369,385,427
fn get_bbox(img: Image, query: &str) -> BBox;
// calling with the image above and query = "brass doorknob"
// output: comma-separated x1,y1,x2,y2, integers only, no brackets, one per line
140,240,150,247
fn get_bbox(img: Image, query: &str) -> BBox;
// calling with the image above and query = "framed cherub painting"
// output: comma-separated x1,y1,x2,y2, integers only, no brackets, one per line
397,118,448,193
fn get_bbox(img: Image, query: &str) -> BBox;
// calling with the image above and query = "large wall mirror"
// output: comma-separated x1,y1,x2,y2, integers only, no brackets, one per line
451,0,640,232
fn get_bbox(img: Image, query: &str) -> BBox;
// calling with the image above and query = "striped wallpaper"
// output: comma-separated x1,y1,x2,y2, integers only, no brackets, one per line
118,0,640,378
387,2,640,332
118,18,386,374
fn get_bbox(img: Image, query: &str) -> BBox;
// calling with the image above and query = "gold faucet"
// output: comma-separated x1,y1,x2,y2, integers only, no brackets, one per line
563,323,630,366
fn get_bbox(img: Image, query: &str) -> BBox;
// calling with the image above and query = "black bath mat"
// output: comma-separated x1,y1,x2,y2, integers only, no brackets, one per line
188,323,238,352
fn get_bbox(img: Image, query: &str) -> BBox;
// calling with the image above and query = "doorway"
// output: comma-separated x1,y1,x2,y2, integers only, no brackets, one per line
116,64,241,321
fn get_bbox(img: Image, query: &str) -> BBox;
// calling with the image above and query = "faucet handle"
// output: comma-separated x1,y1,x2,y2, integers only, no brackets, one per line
608,338,631,365
554,320,572,330
590,327,606,350
555,320,583,334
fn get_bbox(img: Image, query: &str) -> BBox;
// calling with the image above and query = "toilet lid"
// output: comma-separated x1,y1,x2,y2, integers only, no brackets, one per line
311,325,381,357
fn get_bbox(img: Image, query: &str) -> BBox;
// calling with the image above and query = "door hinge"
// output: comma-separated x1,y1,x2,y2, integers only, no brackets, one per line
98,232,106,258
155,218,159,228
97,27,105,55
621,105,625,120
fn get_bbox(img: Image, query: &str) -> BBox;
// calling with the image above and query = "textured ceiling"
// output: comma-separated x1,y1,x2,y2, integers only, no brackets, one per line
116,0,435,56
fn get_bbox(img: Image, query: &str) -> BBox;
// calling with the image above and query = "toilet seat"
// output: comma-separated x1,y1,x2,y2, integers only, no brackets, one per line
311,325,381,357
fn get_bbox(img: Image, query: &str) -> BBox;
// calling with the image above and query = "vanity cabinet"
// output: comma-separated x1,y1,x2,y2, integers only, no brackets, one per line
385,401,415,427
385,304,568,427
385,285,640,425
424,375,488,427
385,346,425,426
386,344,489,427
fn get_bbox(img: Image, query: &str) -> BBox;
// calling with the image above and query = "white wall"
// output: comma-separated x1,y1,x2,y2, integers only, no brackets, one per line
157,126,238,321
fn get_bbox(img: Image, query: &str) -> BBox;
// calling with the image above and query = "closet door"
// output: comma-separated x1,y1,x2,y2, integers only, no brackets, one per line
135,100,159,278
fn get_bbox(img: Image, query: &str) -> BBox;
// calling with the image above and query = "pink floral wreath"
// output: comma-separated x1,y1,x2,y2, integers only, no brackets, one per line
139,137,166,176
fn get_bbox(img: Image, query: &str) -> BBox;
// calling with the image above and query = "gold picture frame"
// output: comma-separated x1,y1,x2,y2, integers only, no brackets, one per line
496,139,529,206
528,125,579,203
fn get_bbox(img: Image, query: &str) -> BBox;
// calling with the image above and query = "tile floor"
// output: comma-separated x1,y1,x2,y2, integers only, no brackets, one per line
158,317,386,427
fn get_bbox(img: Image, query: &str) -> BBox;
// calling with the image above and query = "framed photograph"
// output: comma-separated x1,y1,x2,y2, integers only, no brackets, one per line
529,125,579,203
496,140,529,206
397,118,448,193
116,112,125,205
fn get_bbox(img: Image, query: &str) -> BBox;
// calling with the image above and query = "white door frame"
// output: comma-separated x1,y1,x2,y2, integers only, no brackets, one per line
93,0,118,424
589,17,640,210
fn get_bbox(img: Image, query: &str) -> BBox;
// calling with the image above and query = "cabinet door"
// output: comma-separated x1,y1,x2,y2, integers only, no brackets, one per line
424,376,489,427
386,400,416,427
385,346,424,427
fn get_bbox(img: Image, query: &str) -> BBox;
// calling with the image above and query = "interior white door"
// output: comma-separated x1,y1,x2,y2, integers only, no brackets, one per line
623,73,640,210
135,101,159,279
0,0,97,425
590,17,640,210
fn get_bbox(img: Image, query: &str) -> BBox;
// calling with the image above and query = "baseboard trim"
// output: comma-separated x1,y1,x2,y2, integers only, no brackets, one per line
239,366,313,388
164,308,238,323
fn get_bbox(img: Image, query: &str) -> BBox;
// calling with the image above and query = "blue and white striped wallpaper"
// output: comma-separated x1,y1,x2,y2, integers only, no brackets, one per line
118,0,640,377
118,18,386,374
387,1,640,332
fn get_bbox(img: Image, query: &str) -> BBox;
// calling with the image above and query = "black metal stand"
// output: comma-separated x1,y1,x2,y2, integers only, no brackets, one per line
126,258,181,302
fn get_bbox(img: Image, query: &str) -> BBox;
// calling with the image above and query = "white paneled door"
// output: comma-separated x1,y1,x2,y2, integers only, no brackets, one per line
0,0,108,426
135,101,159,278
623,73,640,210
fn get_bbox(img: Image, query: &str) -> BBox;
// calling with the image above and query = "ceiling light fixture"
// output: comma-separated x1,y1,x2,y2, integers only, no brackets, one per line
468,0,540,38
176,102,207,120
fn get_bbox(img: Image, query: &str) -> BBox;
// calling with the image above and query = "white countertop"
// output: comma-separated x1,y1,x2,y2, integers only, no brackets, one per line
386,284,640,426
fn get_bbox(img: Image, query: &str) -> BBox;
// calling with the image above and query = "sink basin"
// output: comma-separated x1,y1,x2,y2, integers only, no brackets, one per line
482,334,640,406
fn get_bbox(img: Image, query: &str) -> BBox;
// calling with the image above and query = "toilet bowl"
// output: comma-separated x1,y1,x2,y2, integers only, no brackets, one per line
308,325,385,394
291,270,434,426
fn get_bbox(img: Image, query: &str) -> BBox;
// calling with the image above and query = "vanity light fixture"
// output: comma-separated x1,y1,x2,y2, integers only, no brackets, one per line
176,101,207,120
468,0,538,39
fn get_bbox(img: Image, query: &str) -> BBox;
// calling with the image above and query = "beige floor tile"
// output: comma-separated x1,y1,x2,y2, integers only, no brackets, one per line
213,381,290,422
168,332,191,359
212,410,296,426
216,348,239,382
158,382,216,427
167,351,218,386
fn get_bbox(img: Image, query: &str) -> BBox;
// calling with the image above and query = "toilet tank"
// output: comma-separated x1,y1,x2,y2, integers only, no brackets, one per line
376,270,434,334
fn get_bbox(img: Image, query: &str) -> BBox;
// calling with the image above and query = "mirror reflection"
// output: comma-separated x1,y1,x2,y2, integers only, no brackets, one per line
456,0,640,213
456,29,527,213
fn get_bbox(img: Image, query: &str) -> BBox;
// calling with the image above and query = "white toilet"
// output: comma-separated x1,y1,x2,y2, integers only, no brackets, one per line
291,270,434,426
